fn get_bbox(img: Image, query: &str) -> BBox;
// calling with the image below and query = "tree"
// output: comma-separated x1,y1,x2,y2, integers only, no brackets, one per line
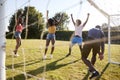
101,23,108,31
8,6,44,39
53,12,69,31
102,23,120,32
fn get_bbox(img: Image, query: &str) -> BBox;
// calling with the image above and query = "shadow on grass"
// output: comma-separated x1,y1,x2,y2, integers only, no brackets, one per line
82,63,110,80
95,63,110,80
82,71,90,80
7,56,80,80
6,58,43,70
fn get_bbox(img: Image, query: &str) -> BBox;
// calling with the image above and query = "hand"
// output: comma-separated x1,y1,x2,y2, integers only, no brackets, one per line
87,13,90,16
99,53,104,60
71,14,73,17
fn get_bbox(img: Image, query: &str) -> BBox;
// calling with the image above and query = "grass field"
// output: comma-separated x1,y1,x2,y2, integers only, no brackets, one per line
6,39,120,80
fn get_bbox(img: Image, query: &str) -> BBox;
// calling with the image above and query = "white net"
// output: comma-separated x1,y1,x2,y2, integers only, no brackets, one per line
3,0,120,80
108,15,120,64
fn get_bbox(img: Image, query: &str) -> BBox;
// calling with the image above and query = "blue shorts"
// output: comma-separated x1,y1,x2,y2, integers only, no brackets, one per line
46,33,55,40
15,32,21,38
71,36,82,45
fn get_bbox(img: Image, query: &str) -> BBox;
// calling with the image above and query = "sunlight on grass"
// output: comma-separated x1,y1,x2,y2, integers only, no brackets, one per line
6,39,120,80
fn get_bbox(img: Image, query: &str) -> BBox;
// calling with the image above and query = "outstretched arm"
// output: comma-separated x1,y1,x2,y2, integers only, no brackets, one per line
71,14,75,25
83,13,90,27
46,10,49,22
46,10,49,28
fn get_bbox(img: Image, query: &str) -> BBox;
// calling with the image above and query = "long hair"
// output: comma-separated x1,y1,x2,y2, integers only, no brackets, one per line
48,18,55,26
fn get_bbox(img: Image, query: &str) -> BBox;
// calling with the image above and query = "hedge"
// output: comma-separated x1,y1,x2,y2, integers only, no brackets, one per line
6,31,120,44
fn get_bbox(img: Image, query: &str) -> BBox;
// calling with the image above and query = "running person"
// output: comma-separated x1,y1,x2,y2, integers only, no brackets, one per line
14,10,24,56
66,13,90,57
81,25,105,79
43,10,63,59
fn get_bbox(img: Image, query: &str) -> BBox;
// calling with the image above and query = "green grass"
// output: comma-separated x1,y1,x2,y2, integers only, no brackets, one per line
6,39,120,80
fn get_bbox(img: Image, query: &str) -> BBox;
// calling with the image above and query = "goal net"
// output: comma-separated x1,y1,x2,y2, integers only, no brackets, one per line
108,14,120,64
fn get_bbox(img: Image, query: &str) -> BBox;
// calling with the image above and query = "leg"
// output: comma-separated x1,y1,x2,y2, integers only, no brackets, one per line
91,43,100,65
14,37,21,54
79,45,82,53
91,52,97,66
68,36,75,55
81,44,96,72
78,37,83,53
66,43,74,57
44,39,50,55
68,43,73,54
82,43,99,79
50,38,55,55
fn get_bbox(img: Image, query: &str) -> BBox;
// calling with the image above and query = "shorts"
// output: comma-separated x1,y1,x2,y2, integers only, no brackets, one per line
46,33,55,40
15,31,21,38
71,36,82,45
82,37,100,58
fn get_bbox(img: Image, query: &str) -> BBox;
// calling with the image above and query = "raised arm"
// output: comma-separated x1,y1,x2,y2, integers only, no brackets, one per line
46,10,49,22
71,14,75,25
54,13,63,25
46,10,49,28
83,13,90,27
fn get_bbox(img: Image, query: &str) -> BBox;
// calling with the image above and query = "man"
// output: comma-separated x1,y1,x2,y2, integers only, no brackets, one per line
81,25,105,79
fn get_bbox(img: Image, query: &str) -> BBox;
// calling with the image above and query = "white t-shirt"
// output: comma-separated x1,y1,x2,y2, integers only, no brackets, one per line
74,25,83,37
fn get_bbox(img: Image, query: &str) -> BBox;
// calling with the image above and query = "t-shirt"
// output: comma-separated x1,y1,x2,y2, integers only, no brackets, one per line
88,28,104,39
16,24,23,32
88,28,105,53
74,25,84,37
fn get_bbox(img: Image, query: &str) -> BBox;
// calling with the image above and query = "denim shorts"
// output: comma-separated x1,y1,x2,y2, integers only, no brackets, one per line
71,36,82,45
15,31,21,38
46,33,55,40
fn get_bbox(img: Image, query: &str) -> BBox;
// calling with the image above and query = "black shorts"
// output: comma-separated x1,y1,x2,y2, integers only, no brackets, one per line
82,37,100,58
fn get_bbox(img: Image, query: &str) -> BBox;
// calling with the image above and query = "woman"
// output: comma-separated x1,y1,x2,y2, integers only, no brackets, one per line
14,10,24,56
43,10,63,59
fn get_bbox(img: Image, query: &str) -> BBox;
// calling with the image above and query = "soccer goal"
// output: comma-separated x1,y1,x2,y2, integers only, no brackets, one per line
87,0,120,65
108,14,120,64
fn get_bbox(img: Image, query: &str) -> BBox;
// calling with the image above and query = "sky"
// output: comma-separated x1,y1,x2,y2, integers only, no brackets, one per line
4,0,120,31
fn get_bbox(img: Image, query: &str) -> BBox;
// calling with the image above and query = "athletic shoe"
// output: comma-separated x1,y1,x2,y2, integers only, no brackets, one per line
88,69,92,75
50,54,53,59
65,53,71,57
14,54,19,57
89,71,99,79
43,55,47,60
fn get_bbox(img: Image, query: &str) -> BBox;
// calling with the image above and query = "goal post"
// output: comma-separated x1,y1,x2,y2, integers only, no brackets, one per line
0,0,6,80
108,14,120,64
87,0,120,65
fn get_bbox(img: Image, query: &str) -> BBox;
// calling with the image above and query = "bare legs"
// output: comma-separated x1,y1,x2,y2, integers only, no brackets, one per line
66,44,82,57
44,39,55,59
14,37,21,55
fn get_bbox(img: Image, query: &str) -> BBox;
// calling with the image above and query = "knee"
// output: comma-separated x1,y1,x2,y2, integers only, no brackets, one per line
92,55,96,59
52,45,55,48
81,56,86,61
45,46,48,49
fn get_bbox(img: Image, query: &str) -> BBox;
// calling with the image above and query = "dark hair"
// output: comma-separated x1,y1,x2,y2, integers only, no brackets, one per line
48,18,55,26
95,25,101,29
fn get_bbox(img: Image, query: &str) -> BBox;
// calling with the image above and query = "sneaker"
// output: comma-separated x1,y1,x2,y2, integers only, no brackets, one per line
43,55,47,60
65,53,71,57
89,71,99,79
50,54,53,59
88,69,92,75
14,54,19,57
